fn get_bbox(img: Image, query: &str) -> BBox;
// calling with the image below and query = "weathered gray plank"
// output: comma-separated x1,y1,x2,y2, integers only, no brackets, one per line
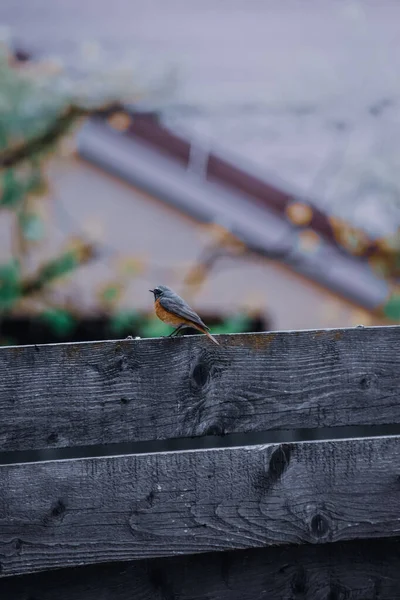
1,435,400,577
1,326,400,452
2,538,400,599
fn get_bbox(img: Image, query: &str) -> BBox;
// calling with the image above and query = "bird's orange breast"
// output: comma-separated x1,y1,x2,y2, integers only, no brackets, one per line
155,298,188,327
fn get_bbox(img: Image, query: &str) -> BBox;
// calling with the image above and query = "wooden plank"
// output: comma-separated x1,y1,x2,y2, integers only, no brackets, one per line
1,435,400,577
1,327,400,453
2,537,400,600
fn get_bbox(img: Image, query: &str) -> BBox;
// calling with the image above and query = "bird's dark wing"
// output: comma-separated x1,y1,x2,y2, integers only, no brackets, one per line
160,294,209,330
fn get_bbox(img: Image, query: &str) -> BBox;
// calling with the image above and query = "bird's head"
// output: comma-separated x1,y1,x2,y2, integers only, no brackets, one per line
149,285,170,300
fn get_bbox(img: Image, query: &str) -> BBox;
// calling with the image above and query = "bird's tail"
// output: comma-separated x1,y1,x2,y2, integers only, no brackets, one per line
205,330,220,346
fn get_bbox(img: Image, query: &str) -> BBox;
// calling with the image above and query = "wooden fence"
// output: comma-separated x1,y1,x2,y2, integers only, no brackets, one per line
1,326,400,598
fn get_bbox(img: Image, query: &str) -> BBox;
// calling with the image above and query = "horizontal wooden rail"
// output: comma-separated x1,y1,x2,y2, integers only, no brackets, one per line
2,538,400,599
0,327,400,453
1,435,400,577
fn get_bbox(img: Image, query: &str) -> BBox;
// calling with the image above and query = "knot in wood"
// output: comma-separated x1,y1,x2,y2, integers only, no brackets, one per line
202,423,226,436
46,432,59,445
268,444,291,482
191,360,210,388
42,499,67,526
51,499,66,518
310,513,330,540
359,374,376,390
290,566,307,595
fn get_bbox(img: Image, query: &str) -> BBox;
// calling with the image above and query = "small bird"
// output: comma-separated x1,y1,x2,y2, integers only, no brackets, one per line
149,285,220,345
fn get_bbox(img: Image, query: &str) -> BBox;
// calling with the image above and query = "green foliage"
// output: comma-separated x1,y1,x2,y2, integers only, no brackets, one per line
19,213,45,241
1,169,24,207
211,313,252,335
383,293,400,321
39,308,75,337
33,251,79,287
0,259,21,309
1,162,47,209
0,40,142,162
99,283,125,309
138,316,172,339
0,37,148,325
0,53,64,157
102,286,120,303
108,310,141,336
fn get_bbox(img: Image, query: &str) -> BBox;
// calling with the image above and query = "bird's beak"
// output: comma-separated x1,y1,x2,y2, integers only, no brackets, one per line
149,289,154,293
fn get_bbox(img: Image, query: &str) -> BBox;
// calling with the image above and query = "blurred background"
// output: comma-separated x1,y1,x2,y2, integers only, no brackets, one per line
1,0,400,346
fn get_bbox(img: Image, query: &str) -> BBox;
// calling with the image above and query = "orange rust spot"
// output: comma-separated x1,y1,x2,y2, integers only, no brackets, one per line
119,339,137,349
334,330,344,341
313,329,344,341
313,330,326,337
65,345,81,358
90,342,107,349
10,346,24,355
226,332,277,350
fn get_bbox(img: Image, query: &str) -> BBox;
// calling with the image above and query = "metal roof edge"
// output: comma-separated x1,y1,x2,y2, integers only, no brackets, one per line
76,120,389,312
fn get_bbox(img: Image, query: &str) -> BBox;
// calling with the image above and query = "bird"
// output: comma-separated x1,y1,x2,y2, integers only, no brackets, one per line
149,285,220,345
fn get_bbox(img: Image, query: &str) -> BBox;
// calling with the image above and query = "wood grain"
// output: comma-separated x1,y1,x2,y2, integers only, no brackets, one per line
2,538,400,599
1,326,400,452
1,435,400,577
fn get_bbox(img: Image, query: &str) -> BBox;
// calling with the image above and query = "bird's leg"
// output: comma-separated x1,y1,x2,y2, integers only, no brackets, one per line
169,324,184,337
173,325,193,338
178,325,192,336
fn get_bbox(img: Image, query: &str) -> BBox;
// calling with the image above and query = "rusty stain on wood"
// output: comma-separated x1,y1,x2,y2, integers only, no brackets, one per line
10,346,24,356
225,332,277,350
249,331,277,350
65,345,81,358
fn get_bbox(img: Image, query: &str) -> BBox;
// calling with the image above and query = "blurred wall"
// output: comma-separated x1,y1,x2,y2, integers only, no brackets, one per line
0,0,397,330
